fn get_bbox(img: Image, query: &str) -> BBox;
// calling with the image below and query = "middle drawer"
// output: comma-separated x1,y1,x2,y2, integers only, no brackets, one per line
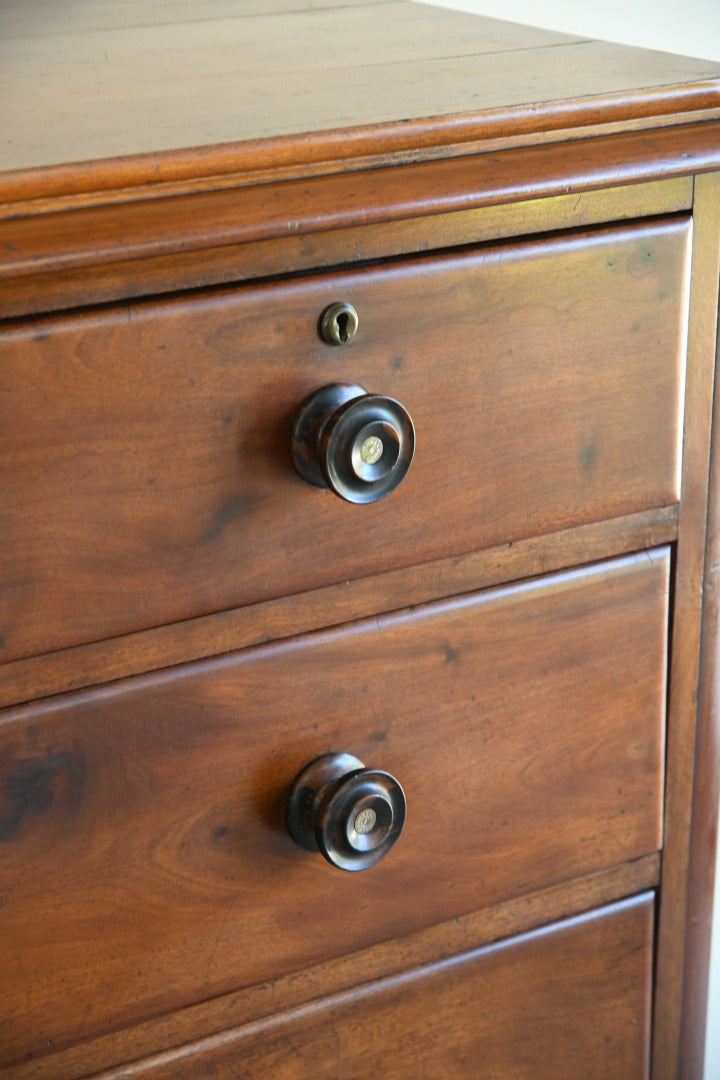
0,549,668,1064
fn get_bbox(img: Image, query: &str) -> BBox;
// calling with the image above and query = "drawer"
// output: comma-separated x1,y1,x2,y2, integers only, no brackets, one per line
133,894,654,1079
0,218,689,662
0,550,668,1065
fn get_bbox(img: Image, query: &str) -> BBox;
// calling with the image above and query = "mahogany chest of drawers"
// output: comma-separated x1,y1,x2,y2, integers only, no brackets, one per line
2,2,720,1077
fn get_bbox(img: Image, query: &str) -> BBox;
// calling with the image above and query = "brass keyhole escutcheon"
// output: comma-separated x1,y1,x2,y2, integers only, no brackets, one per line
320,302,359,345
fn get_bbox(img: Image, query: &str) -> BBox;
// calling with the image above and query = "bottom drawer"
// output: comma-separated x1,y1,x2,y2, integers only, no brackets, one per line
123,893,654,1079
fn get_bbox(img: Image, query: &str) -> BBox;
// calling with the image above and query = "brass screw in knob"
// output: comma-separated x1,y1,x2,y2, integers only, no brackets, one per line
290,384,415,504
286,752,406,872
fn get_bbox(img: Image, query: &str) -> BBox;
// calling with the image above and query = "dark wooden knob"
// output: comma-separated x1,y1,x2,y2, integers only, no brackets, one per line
290,383,415,504
286,752,406,872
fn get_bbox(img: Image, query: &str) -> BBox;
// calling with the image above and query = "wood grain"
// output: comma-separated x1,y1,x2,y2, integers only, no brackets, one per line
0,506,678,711
0,173,692,287
2,106,719,222
0,551,668,1067
0,220,689,663
652,172,720,1079
2,0,719,185
88,895,655,1080
678,185,720,1073
0,5,717,1078
4,856,659,1080
0,168,694,321
0,0,371,37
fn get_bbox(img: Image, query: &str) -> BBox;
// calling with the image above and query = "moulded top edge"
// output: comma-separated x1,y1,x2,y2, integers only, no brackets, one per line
1,1,720,205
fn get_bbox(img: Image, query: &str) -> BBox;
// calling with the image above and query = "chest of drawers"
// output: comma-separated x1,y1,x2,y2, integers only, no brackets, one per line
2,2,720,1077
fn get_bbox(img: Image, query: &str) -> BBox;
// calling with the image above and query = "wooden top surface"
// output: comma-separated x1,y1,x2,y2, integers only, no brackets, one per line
2,0,720,201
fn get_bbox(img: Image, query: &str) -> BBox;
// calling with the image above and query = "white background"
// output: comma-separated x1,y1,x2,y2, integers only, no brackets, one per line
413,1,720,1075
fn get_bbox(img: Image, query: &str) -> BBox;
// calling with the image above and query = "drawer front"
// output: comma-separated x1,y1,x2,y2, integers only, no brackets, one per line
0,218,689,662
0,551,667,1064
135,894,653,1080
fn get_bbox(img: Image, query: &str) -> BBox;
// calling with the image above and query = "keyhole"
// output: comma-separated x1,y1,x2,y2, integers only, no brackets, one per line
320,303,359,345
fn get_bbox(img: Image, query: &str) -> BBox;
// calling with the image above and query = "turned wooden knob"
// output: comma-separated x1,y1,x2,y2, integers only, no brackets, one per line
290,384,415,504
286,752,406,872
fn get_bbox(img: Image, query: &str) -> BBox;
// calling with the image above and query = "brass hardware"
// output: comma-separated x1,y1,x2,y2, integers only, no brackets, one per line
290,383,415,504
354,807,377,834
286,752,406,872
319,302,359,345
360,435,383,465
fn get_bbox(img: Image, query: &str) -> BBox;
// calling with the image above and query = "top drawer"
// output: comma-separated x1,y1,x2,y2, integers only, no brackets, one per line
0,217,689,661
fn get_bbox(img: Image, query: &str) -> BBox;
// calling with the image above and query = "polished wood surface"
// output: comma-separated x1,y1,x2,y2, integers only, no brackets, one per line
104,895,654,1080
2,4,720,1076
2,0,719,201
0,220,689,662
0,506,678,711
0,552,668,1066
8,857,659,1080
0,176,696,322
651,172,720,1080
678,178,720,1073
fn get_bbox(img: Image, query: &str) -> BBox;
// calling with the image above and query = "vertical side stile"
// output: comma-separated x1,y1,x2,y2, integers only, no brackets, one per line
680,175,720,1075
653,170,720,1079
